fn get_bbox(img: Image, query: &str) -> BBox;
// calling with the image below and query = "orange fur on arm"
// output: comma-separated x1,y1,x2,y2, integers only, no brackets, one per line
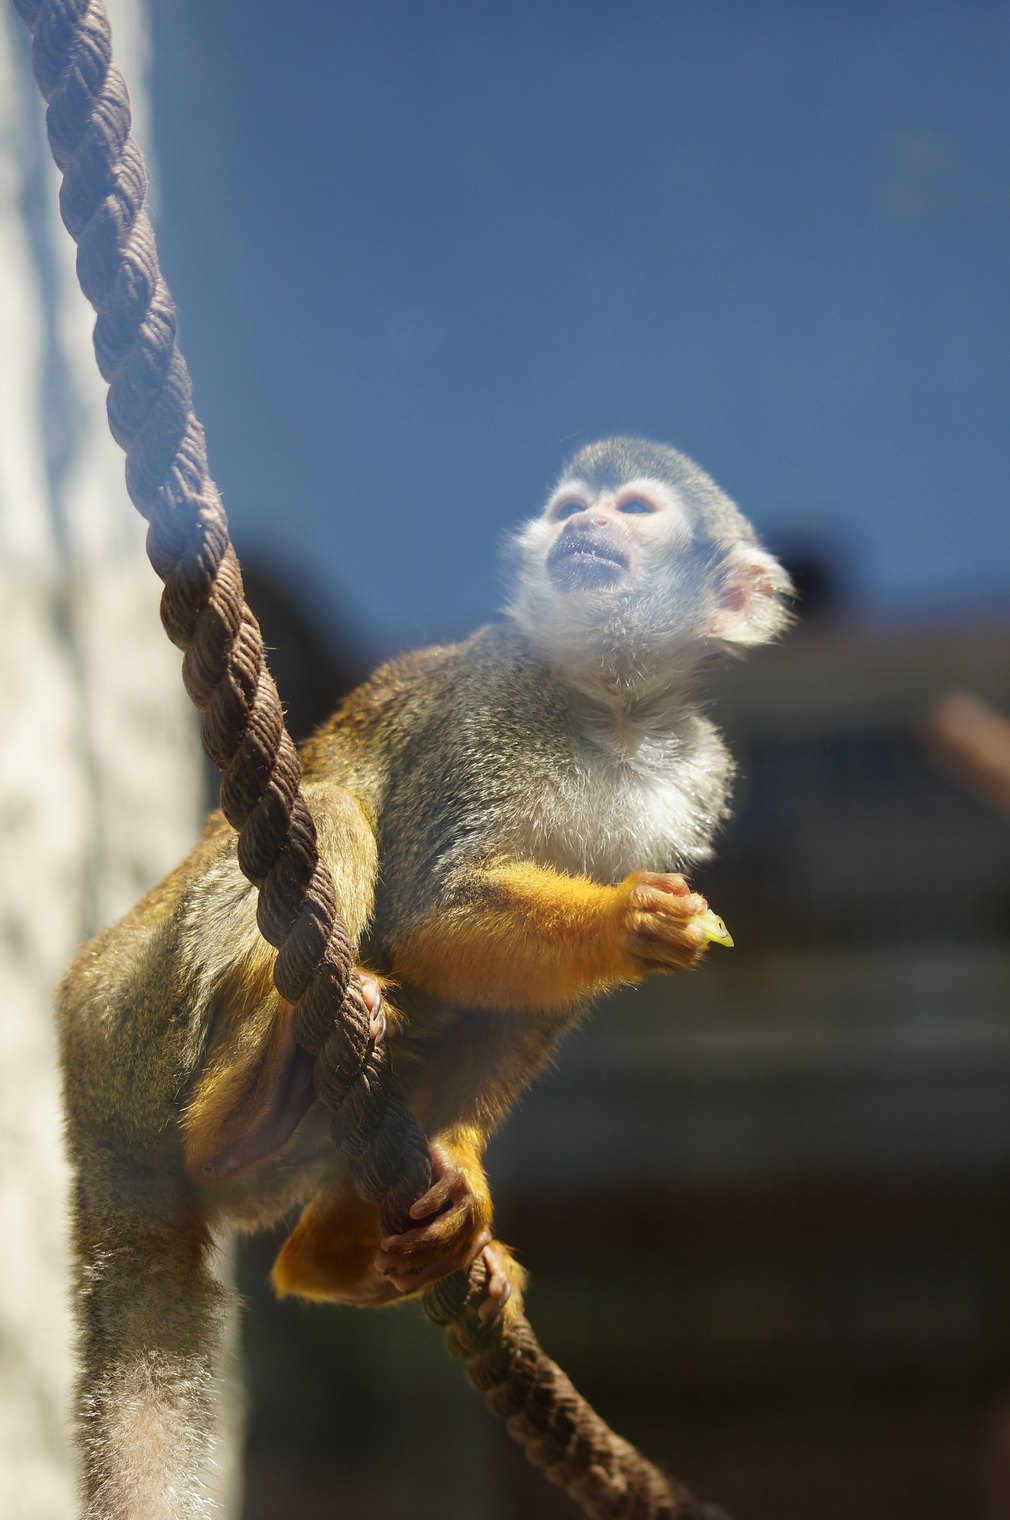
394,860,642,1011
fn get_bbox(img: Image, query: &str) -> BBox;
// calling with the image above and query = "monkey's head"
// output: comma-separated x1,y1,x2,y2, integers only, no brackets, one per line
505,437,792,679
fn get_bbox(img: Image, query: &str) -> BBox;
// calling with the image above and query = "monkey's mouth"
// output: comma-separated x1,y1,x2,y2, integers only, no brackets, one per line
547,535,629,591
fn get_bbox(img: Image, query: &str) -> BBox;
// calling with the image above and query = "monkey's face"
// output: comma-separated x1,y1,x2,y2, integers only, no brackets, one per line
541,478,690,596
505,438,792,679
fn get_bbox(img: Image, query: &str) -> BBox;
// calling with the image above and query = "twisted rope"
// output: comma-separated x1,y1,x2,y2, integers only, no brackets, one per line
14,0,430,1232
13,3,734,1515
426,1265,732,1520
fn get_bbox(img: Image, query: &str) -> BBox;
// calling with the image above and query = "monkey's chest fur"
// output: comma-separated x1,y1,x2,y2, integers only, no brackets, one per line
509,696,734,882
357,631,738,945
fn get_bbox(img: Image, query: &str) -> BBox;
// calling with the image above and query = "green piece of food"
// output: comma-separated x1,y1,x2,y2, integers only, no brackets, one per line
693,908,734,948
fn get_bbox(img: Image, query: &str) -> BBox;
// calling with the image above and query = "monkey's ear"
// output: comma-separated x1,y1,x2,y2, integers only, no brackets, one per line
710,544,793,646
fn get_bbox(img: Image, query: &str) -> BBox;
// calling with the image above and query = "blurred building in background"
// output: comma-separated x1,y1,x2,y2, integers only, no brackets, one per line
489,619,1010,1520
236,579,1010,1520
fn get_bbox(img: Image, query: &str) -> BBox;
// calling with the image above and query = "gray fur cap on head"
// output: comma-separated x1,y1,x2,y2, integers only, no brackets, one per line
560,437,759,549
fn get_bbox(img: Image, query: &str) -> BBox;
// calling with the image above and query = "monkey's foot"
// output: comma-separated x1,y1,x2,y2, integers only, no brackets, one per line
477,1241,522,1323
374,1141,492,1294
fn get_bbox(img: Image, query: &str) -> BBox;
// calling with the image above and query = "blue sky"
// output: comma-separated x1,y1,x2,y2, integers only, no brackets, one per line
148,0,1010,653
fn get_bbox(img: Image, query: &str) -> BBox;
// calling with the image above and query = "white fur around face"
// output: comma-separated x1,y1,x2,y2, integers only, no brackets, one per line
505,469,792,681
505,476,707,681
498,470,750,880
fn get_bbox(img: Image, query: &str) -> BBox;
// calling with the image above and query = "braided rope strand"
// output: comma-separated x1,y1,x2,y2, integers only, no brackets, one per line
425,1267,732,1520
14,0,428,1212
13,2,736,1514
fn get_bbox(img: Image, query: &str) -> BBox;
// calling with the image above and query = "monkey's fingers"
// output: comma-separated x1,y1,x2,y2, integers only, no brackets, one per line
629,910,708,969
629,870,695,898
628,885,733,953
376,1199,473,1270
407,1142,467,1222
382,1228,492,1294
629,883,706,920
478,1242,513,1323
358,971,381,1006
375,1224,442,1270
357,971,395,1039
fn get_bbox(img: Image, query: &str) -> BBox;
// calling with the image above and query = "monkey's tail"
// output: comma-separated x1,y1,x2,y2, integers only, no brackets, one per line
70,1149,230,1520
425,1259,731,1520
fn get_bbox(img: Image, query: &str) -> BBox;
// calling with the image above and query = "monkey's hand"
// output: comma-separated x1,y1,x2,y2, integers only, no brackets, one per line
374,1139,493,1294
621,871,712,973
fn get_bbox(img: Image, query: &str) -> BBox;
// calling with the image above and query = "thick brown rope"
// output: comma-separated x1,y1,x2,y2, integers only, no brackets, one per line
13,4,733,1515
426,1264,732,1520
14,0,430,1233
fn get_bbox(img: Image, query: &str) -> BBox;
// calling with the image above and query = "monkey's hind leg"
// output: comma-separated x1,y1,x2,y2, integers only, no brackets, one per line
271,1180,402,1308
71,1147,230,1520
274,1178,528,1326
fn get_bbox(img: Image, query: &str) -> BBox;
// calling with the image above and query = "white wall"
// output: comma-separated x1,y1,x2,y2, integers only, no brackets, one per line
0,5,225,1513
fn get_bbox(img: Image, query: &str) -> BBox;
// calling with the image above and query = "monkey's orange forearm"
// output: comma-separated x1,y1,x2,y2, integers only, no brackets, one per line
394,861,642,1011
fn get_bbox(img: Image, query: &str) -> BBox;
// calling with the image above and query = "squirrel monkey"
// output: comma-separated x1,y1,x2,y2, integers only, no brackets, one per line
60,437,791,1518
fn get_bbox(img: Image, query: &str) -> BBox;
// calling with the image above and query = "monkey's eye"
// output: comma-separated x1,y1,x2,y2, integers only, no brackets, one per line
618,497,656,514
553,500,586,521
